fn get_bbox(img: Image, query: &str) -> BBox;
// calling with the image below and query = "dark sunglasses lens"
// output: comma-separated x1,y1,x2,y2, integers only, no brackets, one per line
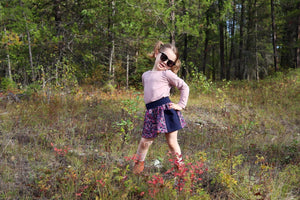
160,52,175,67
160,53,168,61
167,60,175,67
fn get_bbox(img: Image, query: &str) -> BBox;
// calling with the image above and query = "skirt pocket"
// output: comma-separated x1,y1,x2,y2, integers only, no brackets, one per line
164,109,182,133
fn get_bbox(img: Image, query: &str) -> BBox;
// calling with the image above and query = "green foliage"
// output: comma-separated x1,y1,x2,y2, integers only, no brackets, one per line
0,0,299,194
102,81,116,93
115,92,143,144
55,59,78,92
115,119,133,143
37,58,79,95
270,164,300,199
212,153,244,190
0,74,299,199
0,77,17,91
215,79,231,111
24,82,41,96
188,65,216,95
0,0,299,88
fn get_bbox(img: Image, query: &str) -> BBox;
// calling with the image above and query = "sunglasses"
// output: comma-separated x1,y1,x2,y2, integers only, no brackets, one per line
160,52,176,67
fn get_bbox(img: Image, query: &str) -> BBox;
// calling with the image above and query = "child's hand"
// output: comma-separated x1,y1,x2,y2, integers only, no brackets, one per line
169,103,183,111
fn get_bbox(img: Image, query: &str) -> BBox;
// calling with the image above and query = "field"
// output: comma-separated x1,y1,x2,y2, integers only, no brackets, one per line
0,70,299,199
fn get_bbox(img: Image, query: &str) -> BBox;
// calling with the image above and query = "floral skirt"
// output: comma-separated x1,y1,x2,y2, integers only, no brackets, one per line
142,97,186,138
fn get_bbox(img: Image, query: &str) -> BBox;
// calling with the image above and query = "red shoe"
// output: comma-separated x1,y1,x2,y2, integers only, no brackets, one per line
133,161,144,174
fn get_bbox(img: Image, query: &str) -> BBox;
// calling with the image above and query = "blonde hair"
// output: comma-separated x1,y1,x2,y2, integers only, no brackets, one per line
149,41,181,74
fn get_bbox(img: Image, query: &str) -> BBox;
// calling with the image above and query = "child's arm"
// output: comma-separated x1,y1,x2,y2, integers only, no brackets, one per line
166,70,189,109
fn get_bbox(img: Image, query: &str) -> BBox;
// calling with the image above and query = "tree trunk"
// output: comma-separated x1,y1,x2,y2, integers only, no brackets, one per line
126,53,129,90
225,23,229,80
228,0,236,80
56,60,59,85
20,0,33,83
181,0,187,79
4,27,12,80
109,0,115,80
53,0,63,62
212,44,216,81
109,40,115,78
181,33,187,78
245,0,254,80
203,11,210,76
170,0,175,46
135,50,139,73
238,0,244,80
25,17,34,82
218,0,225,80
7,54,12,80
297,2,300,68
271,0,278,71
219,22,225,80
41,65,45,88
255,0,259,81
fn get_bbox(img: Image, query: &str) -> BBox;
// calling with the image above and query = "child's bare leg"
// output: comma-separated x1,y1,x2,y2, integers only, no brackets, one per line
165,131,183,165
133,137,154,174
136,137,154,161
165,131,181,155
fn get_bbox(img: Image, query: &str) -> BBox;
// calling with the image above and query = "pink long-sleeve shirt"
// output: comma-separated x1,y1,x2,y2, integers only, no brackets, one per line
142,70,189,108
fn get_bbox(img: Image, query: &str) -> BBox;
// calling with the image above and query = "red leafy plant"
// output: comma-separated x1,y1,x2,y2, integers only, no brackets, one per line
165,152,207,194
125,152,207,198
124,154,139,163
75,178,106,198
147,174,164,198
96,178,106,187
50,142,71,157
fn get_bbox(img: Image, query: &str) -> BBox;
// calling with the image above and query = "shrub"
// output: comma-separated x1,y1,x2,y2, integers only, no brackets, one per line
0,77,17,91
188,71,215,95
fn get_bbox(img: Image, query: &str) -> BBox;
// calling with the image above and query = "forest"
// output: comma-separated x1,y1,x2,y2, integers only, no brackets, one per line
0,0,299,90
0,0,299,199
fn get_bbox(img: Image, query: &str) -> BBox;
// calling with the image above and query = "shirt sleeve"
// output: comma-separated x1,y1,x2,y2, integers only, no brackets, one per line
165,70,189,109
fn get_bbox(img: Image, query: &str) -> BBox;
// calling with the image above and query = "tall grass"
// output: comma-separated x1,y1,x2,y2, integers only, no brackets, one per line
0,69,299,199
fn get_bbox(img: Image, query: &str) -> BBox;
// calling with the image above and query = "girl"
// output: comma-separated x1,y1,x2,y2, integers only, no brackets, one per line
133,41,189,174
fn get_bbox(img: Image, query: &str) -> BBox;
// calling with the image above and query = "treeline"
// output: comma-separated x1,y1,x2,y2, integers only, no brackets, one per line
0,0,299,90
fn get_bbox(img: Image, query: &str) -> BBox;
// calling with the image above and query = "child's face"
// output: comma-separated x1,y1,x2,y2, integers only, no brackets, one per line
153,48,176,71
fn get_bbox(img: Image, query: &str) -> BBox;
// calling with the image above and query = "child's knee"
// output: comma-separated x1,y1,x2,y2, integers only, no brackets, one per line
142,140,153,148
167,138,177,146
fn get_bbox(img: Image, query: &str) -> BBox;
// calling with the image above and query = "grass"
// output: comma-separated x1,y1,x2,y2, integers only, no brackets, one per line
0,69,299,199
